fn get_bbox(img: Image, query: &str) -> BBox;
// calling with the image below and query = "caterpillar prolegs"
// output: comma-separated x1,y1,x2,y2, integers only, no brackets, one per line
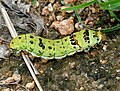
10,30,104,59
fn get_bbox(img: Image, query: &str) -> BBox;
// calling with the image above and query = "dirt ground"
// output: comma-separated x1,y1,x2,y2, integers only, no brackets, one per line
0,0,120,91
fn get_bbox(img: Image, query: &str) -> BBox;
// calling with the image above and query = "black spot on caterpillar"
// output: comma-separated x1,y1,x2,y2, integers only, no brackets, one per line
10,30,104,59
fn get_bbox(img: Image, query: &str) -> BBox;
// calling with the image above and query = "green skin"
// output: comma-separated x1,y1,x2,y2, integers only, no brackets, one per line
10,30,103,59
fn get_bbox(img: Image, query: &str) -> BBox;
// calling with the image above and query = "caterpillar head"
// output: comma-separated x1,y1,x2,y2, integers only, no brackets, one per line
10,35,26,53
10,39,20,52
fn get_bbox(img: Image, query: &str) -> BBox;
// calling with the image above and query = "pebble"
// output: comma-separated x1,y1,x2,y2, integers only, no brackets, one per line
103,45,107,51
49,16,54,21
62,71,69,78
39,69,44,74
116,70,120,72
49,0,55,3
56,15,64,21
100,60,107,64
41,6,49,16
80,87,84,90
88,21,93,25
26,81,35,89
110,18,115,22
75,22,80,30
98,84,104,89
69,62,76,68
91,7,96,13
90,51,98,56
116,77,120,80
41,58,49,63
51,17,74,35
48,3,53,12
12,72,21,82
61,11,66,16
98,27,102,30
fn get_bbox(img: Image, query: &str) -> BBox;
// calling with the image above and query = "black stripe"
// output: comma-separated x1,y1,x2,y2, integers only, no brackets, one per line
69,35,76,45
39,38,45,50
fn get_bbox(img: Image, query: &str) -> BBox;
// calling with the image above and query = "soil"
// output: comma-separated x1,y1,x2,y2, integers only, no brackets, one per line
0,0,120,91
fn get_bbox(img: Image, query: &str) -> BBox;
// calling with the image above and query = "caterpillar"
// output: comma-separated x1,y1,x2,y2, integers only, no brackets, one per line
10,30,104,59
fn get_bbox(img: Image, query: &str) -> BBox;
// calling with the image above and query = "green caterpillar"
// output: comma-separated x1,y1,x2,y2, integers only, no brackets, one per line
10,30,104,59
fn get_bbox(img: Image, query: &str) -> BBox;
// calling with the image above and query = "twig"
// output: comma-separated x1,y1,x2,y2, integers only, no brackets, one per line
0,2,43,91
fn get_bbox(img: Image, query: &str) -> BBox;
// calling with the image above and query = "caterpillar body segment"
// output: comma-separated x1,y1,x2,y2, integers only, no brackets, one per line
10,30,104,59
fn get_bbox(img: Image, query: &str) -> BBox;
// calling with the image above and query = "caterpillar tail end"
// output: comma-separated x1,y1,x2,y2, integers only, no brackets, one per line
100,31,106,41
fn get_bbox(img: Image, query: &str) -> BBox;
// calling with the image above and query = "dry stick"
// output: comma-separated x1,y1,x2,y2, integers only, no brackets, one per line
0,2,43,91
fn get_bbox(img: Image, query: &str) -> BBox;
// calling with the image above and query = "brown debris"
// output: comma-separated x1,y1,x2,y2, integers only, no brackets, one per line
49,0,55,4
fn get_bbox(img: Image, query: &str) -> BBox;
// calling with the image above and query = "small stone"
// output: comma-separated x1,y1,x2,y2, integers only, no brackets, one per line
100,60,107,64
56,15,64,21
75,23,80,30
112,39,117,41
98,27,102,30
61,11,66,16
110,18,115,22
91,7,96,13
5,77,14,83
49,16,54,21
85,19,89,24
51,17,74,35
26,81,35,89
116,70,120,72
46,23,50,26
41,58,49,63
62,71,69,78
116,77,120,80
39,69,44,74
12,72,21,82
90,51,98,56
41,6,49,16
88,21,93,25
80,87,84,90
48,3,53,12
69,62,76,68
98,84,104,89
92,81,98,87
49,0,55,3
103,45,107,51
